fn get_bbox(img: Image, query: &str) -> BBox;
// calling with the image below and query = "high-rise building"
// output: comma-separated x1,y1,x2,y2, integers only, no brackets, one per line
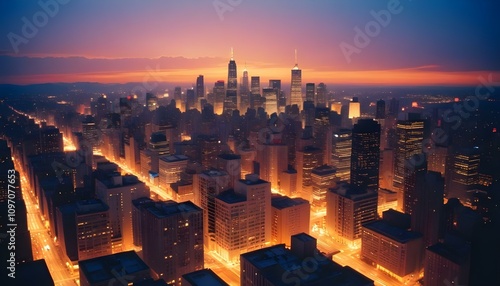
290,50,302,109
240,69,250,111
445,148,480,205
95,173,150,251
311,165,337,208
56,199,112,263
196,75,204,109
331,129,352,182
424,237,471,286
350,119,381,190
141,200,203,285
279,168,297,197
158,154,188,189
262,87,278,114
393,119,425,192
305,83,315,102
348,97,361,119
271,195,310,246
224,49,238,115
295,146,323,202
146,92,158,111
215,174,271,262
316,83,327,108
376,99,386,119
213,80,225,115
313,107,333,164
255,135,288,191
361,210,423,281
216,154,241,188
269,80,284,112
240,233,374,286
326,183,378,245
250,76,260,96
193,170,230,251
186,88,195,111
408,169,444,248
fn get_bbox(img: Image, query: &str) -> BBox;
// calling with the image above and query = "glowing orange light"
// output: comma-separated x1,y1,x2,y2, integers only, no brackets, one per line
454,97,460,102
411,102,418,108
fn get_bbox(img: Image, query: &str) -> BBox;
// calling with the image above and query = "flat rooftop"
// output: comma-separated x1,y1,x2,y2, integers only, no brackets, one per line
144,200,201,218
271,195,309,210
216,189,246,204
79,251,149,284
363,220,422,244
241,244,373,286
159,154,188,163
182,269,229,286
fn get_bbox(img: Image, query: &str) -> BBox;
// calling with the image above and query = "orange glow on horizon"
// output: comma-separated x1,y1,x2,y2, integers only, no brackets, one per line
3,68,499,86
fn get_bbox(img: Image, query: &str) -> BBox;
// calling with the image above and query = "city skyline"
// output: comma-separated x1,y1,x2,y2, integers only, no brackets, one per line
2,1,500,85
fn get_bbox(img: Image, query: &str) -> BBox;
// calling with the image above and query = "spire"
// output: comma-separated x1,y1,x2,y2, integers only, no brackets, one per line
243,61,247,72
230,47,234,61
293,49,299,70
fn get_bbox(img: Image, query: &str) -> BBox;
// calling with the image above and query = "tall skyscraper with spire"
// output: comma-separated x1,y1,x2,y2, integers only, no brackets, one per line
224,48,238,115
290,49,302,110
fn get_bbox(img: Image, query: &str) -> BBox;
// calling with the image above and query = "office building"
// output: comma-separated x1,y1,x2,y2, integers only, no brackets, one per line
95,173,150,251
240,233,373,286
215,174,271,262
326,183,378,246
271,195,310,246
193,170,230,251
311,165,337,208
332,129,352,182
348,97,361,119
290,51,302,109
350,119,381,190
158,154,188,189
141,200,203,285
224,50,238,115
295,146,323,202
361,210,423,281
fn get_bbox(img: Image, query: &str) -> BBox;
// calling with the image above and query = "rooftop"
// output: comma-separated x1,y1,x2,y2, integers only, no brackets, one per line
363,220,422,244
271,195,309,210
182,269,229,286
78,251,149,284
144,200,201,218
241,244,373,286
159,154,189,163
216,189,246,204
218,153,241,160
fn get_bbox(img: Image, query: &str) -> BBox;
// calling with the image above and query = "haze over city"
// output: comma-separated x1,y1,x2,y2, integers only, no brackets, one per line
1,1,500,286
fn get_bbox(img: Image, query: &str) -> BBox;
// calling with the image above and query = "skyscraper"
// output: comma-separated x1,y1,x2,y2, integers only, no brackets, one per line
224,49,238,115
316,83,327,108
348,97,361,119
393,119,425,192
350,119,381,190
213,80,225,115
262,87,278,114
306,83,315,102
376,99,386,119
331,129,352,182
290,50,302,109
196,75,204,109
240,68,249,111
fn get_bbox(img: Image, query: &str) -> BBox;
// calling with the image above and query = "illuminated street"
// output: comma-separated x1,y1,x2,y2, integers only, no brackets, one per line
14,156,78,286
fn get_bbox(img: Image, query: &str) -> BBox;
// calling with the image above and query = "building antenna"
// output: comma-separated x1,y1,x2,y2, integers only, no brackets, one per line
231,47,234,61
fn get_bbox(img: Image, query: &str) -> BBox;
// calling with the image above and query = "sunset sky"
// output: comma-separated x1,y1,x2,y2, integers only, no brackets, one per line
1,0,499,86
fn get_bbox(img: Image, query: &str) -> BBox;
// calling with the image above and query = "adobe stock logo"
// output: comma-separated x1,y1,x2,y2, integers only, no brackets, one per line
7,0,71,54
339,0,405,63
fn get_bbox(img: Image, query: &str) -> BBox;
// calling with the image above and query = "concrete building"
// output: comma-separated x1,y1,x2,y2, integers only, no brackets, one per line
215,174,271,262
141,201,204,286
182,269,229,286
271,195,310,246
311,165,337,209
361,210,423,281
326,183,378,246
95,173,150,252
240,233,373,286
158,154,188,190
